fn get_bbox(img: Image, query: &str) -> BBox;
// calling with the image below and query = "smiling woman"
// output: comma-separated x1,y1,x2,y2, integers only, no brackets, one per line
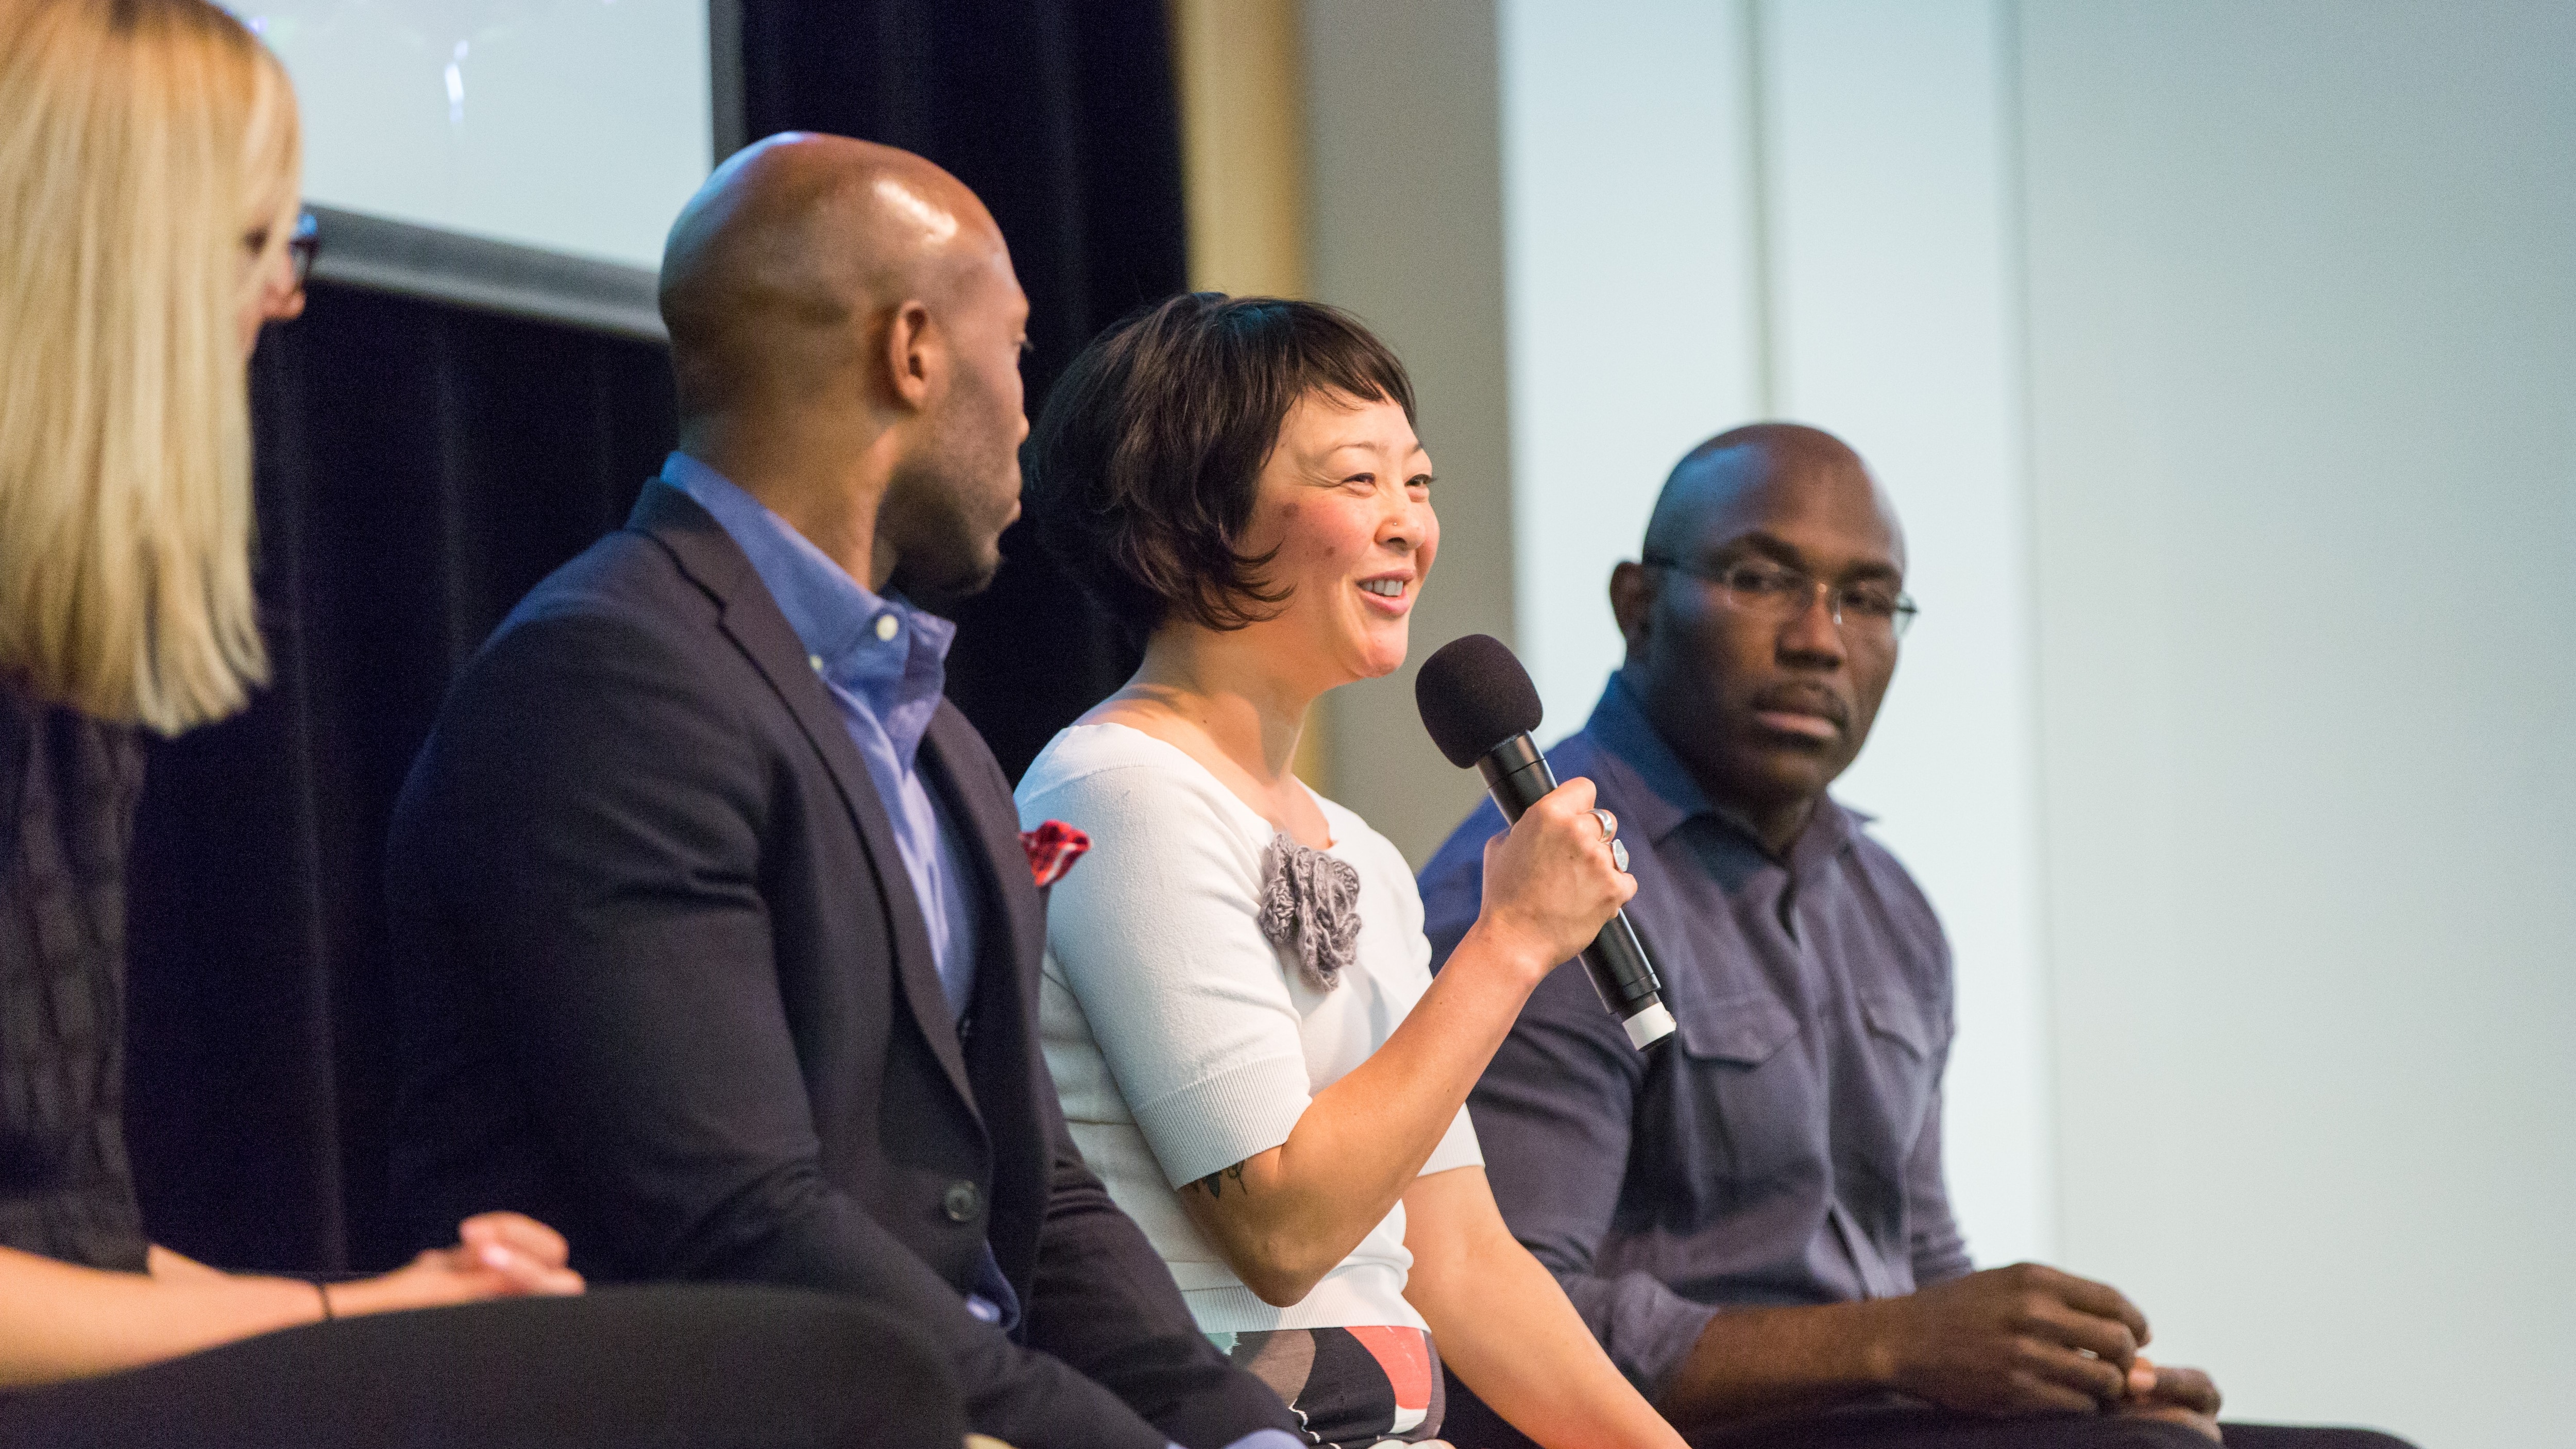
1025,293,1423,645
1014,294,1687,1449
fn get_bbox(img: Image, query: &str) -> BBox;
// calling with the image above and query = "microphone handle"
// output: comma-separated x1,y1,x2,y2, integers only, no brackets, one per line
1475,735,1676,1048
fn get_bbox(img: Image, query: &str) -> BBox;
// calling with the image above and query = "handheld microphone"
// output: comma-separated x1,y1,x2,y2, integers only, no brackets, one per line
1416,635,1675,1050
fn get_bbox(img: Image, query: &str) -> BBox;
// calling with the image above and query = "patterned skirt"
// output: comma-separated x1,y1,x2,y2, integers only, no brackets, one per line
1209,1327,1444,1448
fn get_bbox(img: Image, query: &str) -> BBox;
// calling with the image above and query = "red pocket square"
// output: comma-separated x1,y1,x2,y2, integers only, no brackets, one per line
1021,820,1091,889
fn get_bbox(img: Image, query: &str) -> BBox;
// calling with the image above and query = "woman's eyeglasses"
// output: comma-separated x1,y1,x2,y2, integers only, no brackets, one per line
244,210,320,289
285,210,319,288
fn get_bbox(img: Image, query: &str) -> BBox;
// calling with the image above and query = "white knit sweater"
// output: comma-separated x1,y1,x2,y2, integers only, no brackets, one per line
1015,723,1482,1334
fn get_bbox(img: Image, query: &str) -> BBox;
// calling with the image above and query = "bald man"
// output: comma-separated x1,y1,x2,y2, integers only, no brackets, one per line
385,136,1298,1449
1419,428,2412,1448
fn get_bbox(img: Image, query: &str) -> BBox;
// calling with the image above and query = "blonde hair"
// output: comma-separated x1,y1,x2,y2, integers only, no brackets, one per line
0,0,300,734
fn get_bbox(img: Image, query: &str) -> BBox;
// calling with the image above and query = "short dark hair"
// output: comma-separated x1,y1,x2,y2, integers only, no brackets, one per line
1026,292,1418,641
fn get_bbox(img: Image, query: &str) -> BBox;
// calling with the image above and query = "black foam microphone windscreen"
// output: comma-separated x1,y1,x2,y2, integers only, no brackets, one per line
1415,634,1674,1048
1415,634,1544,770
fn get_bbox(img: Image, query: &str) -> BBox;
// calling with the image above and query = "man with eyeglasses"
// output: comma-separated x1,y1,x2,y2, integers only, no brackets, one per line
1418,425,2410,1449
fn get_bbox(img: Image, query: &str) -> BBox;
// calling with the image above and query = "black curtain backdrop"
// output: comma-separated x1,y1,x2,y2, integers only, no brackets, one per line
738,0,1175,772
126,289,679,1273
125,0,1180,1273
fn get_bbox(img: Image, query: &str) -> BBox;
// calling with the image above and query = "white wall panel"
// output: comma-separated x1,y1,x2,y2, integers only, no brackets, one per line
2019,3,2576,1440
1498,0,1765,741
1758,0,2055,1268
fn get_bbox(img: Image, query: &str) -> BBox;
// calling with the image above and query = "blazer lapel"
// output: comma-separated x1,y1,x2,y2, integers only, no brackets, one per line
919,704,1048,1285
626,481,979,1117
922,704,1047,1014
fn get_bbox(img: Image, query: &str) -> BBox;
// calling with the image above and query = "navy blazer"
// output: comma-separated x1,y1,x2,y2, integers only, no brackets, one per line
387,481,1292,1449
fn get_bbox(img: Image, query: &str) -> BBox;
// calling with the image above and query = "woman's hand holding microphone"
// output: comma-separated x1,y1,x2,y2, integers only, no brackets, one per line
1466,775,1636,991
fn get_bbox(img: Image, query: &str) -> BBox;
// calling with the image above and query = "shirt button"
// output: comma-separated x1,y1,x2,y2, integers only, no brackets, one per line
874,613,899,642
942,1180,982,1223
807,654,823,673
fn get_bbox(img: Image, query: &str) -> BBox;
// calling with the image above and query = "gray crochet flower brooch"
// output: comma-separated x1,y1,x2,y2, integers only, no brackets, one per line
1256,833,1362,992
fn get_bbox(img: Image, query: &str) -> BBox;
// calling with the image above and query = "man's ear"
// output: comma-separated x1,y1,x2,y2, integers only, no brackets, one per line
1609,560,1655,660
881,299,940,412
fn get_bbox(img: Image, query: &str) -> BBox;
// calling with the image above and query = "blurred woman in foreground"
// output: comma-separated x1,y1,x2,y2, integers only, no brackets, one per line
0,4,952,1442
1015,294,1685,1449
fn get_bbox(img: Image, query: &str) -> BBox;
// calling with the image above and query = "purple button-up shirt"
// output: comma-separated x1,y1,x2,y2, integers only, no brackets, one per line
1419,674,1971,1396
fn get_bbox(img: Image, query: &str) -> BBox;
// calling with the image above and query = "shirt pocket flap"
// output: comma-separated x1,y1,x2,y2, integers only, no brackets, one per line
1860,989,1934,1060
1675,991,1803,1066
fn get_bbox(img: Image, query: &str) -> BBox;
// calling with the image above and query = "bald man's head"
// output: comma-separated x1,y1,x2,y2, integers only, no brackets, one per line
660,133,1007,419
1609,422,1909,852
1641,423,1893,569
657,133,1032,607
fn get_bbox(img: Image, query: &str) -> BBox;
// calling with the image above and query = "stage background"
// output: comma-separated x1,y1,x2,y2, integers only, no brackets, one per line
116,4,2570,1445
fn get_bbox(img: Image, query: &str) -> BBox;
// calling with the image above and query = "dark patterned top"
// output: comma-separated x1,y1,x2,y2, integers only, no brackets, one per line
0,678,149,1271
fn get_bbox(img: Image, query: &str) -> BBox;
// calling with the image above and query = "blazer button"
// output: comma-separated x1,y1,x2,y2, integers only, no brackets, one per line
942,1181,982,1223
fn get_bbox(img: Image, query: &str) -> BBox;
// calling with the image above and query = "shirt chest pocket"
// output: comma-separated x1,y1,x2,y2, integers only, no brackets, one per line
1856,989,1938,1156
1666,990,1817,1191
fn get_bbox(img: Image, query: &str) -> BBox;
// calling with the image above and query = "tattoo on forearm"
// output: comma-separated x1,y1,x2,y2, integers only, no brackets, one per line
1192,1161,1249,1199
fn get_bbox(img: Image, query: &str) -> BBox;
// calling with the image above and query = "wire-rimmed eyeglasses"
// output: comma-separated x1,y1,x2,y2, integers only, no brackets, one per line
1640,552,1918,642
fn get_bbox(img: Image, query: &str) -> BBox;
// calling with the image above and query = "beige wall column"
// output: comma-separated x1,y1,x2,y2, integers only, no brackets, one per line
1301,0,1517,861
1170,0,1309,300
1167,0,1337,790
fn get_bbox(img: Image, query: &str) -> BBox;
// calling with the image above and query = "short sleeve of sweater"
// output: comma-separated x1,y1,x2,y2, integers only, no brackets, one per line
1021,754,1313,1189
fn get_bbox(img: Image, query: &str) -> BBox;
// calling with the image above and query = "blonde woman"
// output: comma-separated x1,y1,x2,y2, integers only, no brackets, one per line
1015,294,1687,1449
0,3,958,1441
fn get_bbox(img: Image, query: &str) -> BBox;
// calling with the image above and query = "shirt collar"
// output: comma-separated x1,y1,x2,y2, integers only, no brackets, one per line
1581,673,1714,846
660,452,956,770
1583,671,1858,868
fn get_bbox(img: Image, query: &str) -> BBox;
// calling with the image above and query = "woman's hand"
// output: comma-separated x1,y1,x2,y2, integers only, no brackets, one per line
1467,776,1636,984
327,1213,584,1317
2,1215,578,1388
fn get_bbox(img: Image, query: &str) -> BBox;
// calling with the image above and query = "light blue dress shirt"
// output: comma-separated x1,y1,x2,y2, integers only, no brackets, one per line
663,454,1016,1331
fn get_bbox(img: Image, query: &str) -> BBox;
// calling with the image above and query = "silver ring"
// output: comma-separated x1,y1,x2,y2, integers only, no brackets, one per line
1590,808,1616,843
1610,838,1630,872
